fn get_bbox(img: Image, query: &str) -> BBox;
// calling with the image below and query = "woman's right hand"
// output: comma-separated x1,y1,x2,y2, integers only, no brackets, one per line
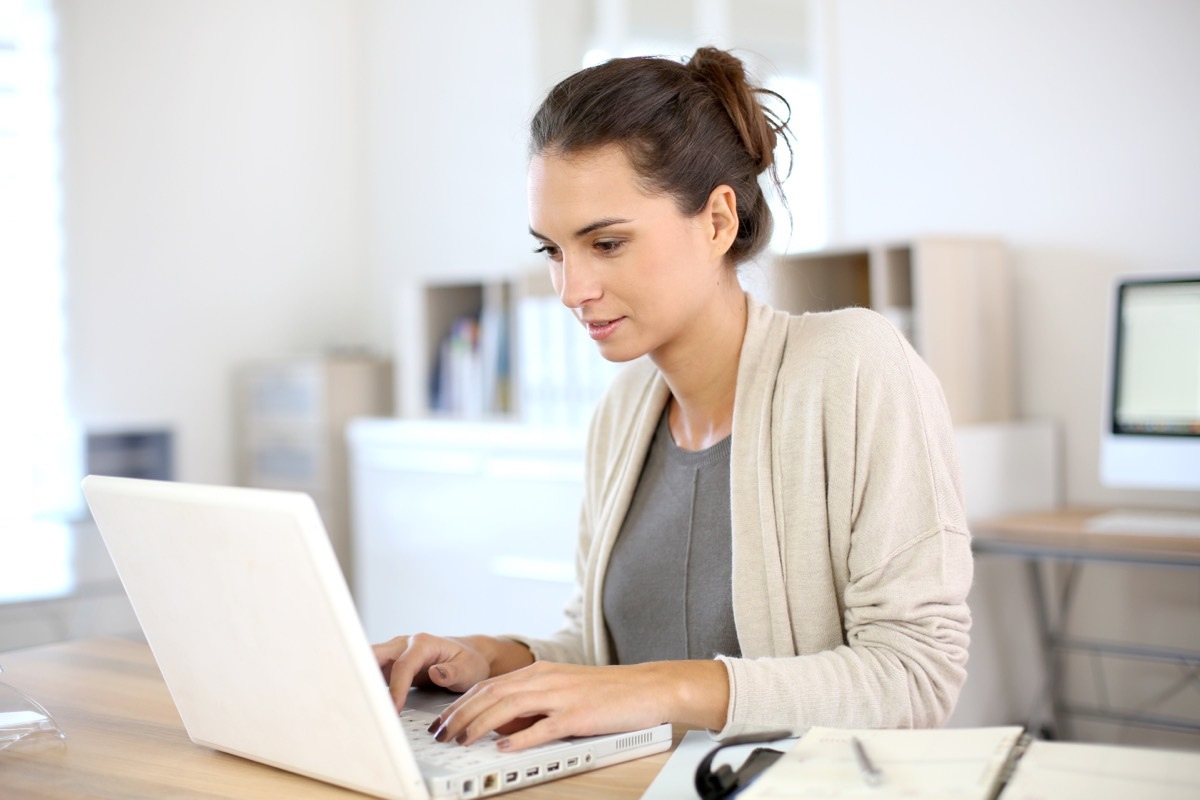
372,633,493,710
372,633,534,711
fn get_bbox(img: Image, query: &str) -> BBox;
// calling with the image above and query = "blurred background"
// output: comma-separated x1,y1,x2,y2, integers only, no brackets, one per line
2,0,1198,751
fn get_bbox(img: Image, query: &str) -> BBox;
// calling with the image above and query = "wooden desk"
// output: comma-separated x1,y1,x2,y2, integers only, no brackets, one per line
972,508,1200,568
0,638,676,799
972,508,1200,739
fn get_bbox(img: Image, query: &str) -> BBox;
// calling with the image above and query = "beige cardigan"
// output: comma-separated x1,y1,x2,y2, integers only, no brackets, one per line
514,296,973,738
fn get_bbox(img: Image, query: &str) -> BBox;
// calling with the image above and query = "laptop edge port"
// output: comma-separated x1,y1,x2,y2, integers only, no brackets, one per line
482,772,501,794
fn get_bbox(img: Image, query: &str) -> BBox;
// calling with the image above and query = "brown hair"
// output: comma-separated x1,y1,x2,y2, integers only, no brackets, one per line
529,47,792,265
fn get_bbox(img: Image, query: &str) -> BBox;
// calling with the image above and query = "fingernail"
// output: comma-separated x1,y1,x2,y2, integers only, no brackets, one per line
434,724,450,743
497,738,511,751
455,732,468,745
426,716,442,734
434,666,448,680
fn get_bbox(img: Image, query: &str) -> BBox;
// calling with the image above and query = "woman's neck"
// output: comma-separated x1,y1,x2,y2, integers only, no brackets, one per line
654,287,748,452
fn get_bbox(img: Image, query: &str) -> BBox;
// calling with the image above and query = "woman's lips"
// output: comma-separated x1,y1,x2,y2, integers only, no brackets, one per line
585,317,624,340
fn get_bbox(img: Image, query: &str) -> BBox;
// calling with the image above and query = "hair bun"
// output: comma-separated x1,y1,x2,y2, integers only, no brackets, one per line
686,47,779,175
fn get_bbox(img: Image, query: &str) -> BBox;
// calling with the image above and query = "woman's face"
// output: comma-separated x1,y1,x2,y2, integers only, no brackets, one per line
527,144,736,365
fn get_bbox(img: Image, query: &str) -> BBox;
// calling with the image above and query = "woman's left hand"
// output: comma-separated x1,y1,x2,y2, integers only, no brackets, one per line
427,659,729,751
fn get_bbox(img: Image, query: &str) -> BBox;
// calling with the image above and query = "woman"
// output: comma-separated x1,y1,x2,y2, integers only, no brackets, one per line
373,47,973,751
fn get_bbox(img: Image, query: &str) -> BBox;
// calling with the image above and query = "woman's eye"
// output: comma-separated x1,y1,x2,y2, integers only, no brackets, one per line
533,244,561,261
595,239,624,255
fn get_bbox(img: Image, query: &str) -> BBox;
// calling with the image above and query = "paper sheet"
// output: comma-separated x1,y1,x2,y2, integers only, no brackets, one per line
738,726,1025,799
998,740,1200,800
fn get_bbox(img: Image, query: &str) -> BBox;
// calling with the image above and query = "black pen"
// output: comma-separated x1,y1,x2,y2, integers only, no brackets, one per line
850,736,885,787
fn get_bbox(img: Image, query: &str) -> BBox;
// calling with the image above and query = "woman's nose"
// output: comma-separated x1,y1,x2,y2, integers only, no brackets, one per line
555,257,602,310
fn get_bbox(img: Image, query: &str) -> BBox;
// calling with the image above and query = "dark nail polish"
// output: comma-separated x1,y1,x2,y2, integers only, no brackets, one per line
455,732,468,745
434,725,450,743
427,717,442,735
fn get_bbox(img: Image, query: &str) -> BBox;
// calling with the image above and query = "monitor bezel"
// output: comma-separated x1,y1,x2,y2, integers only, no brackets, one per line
1107,274,1200,439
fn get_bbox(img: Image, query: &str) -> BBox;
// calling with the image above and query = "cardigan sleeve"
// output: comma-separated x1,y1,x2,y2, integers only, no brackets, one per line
717,307,973,737
717,527,973,735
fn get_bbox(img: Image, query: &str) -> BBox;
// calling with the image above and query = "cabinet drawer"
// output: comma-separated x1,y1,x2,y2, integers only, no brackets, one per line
239,361,323,425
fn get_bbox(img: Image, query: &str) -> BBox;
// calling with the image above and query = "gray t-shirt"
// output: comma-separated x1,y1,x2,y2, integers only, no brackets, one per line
602,409,740,663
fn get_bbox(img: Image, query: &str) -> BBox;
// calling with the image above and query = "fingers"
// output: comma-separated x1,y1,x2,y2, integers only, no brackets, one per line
432,663,590,750
372,633,494,710
373,633,455,710
433,677,558,749
426,655,480,693
373,636,421,708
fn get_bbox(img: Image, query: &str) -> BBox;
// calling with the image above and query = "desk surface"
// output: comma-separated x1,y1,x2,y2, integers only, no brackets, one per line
0,638,676,799
971,507,1200,567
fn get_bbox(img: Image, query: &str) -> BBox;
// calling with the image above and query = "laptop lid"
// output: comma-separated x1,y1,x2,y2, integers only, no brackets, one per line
81,475,428,800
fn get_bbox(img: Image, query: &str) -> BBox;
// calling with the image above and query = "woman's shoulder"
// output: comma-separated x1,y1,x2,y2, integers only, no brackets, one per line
778,305,915,369
745,294,904,351
790,305,903,342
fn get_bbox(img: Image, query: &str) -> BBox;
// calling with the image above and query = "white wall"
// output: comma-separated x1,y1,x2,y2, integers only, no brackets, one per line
58,0,371,484
361,0,540,416
830,0,1200,511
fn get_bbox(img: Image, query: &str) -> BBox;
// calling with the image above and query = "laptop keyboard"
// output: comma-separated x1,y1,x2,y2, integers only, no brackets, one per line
400,708,562,770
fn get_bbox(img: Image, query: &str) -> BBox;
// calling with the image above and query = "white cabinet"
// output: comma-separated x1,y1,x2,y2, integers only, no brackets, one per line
235,355,392,587
772,237,1014,424
348,418,586,643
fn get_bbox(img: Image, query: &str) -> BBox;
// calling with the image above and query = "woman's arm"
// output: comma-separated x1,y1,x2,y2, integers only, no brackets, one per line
717,525,973,737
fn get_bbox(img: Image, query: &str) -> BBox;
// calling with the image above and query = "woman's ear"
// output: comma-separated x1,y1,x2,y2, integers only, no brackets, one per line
705,185,739,257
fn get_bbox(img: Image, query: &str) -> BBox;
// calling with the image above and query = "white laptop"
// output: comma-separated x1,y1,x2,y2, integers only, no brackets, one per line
81,475,671,799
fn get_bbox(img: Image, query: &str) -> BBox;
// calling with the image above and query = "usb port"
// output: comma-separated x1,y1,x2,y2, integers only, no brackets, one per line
546,761,561,773
504,770,520,784
525,766,540,779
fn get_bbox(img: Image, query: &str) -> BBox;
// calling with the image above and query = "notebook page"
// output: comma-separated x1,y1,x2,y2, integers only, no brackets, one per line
738,726,1025,799
998,740,1200,800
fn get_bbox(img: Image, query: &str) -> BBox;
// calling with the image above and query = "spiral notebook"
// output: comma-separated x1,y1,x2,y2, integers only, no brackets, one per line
737,725,1024,799
737,725,1200,800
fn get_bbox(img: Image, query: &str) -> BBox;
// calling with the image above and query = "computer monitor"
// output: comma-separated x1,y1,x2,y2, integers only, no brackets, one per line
1099,273,1200,491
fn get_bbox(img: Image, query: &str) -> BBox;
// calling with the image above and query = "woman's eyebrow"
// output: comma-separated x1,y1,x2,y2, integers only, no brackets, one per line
529,217,634,242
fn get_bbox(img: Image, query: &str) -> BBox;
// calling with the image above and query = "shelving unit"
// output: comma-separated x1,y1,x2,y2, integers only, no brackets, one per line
234,354,393,587
401,270,622,427
772,237,1014,424
400,238,1011,427
420,281,514,417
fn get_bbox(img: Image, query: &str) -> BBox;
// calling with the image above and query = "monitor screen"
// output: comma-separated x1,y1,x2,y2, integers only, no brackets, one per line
1101,274,1200,490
